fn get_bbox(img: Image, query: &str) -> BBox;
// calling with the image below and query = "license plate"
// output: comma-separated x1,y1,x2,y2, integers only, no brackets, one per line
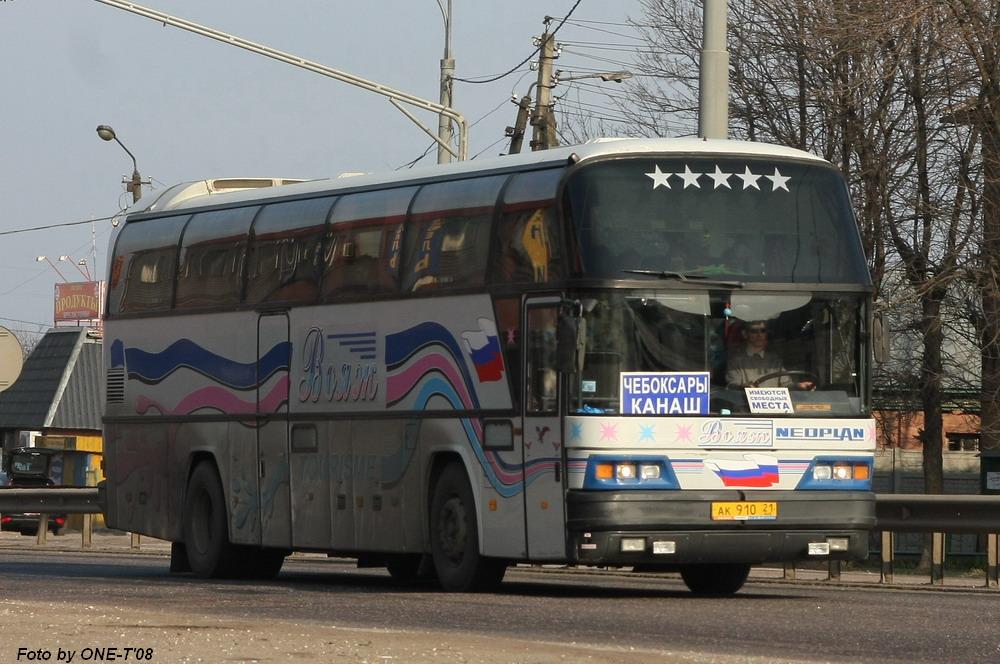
711,501,778,521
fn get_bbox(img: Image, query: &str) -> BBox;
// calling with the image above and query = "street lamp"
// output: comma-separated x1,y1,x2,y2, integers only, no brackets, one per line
554,70,633,84
36,256,69,283
58,255,92,281
507,71,634,154
96,124,143,203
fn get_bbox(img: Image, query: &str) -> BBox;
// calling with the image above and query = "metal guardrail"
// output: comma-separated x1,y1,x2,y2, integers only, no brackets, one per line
0,486,104,514
0,488,996,586
875,494,1000,533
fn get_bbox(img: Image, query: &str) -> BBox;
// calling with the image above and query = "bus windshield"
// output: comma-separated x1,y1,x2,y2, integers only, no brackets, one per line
567,289,867,416
563,157,871,284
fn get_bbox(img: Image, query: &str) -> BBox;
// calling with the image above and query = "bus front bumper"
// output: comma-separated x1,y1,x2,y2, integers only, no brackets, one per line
566,489,875,566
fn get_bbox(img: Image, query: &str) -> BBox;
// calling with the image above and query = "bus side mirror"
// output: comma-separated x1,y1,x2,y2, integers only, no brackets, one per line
873,312,890,364
557,314,587,374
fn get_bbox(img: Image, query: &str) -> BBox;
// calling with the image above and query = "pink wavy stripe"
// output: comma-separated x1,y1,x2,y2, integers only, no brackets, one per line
387,352,476,410
485,451,523,484
523,461,557,480
136,377,289,416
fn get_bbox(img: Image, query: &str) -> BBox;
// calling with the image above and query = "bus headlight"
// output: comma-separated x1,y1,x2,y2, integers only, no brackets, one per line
800,458,873,489
616,463,637,480
583,457,679,490
640,464,661,480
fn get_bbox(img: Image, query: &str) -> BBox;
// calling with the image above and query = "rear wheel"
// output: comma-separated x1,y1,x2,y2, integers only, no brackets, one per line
430,463,507,592
680,563,751,596
183,461,236,578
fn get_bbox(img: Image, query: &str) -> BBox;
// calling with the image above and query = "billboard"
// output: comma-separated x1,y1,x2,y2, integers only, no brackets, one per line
54,281,104,322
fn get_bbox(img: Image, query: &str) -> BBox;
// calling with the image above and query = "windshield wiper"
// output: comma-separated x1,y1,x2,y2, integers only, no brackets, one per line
622,269,744,289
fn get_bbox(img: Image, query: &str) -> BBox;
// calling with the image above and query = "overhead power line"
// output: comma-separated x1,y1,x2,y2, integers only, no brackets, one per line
453,0,583,84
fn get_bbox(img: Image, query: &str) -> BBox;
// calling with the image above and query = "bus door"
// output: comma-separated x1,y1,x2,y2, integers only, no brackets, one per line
522,298,567,560
257,312,291,548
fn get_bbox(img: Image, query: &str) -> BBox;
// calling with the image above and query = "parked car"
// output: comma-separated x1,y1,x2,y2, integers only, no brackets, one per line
0,448,66,536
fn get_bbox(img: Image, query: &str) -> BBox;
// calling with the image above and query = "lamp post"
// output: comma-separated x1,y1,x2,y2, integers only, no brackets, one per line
96,124,143,203
58,255,92,281
436,0,454,164
35,256,69,283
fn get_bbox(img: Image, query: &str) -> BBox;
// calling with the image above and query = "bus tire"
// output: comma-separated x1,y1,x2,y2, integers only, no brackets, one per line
680,563,751,596
183,461,236,578
430,463,507,592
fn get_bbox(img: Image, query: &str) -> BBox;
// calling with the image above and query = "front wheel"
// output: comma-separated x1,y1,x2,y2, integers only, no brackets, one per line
680,563,751,596
430,463,507,592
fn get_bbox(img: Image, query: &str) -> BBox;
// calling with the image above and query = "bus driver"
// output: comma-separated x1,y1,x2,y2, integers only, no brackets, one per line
726,320,814,390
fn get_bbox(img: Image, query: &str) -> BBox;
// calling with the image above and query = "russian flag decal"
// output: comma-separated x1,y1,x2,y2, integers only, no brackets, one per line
705,454,779,487
461,318,505,383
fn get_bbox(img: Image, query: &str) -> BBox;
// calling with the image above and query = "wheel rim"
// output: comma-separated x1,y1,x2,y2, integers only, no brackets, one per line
437,495,468,565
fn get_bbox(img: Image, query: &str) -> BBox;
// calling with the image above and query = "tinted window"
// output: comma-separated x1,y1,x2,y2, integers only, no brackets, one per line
322,187,415,299
246,197,333,305
564,157,871,284
402,175,506,293
493,169,565,284
108,215,188,315
175,207,258,310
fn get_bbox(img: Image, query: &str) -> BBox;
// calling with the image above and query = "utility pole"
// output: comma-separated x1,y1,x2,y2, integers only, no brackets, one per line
437,0,455,164
507,92,532,154
530,27,558,150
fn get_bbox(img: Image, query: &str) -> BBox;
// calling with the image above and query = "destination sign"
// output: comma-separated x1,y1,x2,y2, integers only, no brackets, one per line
619,372,710,415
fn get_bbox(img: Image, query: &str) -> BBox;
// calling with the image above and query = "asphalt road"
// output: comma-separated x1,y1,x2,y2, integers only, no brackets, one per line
0,549,998,663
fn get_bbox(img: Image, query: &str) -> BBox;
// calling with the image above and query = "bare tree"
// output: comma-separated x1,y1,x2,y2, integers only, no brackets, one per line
561,0,986,502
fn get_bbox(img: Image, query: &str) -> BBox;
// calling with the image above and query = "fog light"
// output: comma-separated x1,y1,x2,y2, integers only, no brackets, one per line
616,463,637,480
808,542,831,556
652,540,676,555
640,464,661,480
621,538,646,552
827,537,850,552
813,464,832,481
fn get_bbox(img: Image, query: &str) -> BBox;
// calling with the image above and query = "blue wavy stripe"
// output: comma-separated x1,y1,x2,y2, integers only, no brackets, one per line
413,376,523,498
123,339,290,388
386,323,480,409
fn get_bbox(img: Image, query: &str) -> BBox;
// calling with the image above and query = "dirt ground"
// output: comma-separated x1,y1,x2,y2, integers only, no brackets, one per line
0,597,798,664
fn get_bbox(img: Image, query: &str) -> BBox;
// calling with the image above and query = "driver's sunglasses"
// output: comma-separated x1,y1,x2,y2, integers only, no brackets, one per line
747,327,767,334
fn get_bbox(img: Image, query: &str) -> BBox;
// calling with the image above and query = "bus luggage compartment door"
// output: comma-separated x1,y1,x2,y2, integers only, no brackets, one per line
257,313,292,548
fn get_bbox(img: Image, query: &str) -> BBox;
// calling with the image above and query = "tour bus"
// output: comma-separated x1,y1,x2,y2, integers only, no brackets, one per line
103,138,876,595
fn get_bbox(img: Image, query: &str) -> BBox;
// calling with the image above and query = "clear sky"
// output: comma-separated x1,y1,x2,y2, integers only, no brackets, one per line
0,0,645,346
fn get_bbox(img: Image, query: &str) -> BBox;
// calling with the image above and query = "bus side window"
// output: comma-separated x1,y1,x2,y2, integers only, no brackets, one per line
245,197,334,306
175,207,258,310
525,306,558,414
493,168,565,285
402,175,507,294
322,187,415,300
107,215,189,316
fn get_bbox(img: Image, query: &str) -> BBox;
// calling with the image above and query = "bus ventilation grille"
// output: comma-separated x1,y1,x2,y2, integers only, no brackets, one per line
106,368,125,403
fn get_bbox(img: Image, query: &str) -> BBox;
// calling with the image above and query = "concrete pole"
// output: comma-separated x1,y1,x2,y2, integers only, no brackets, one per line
698,0,730,139
531,32,557,150
437,0,454,164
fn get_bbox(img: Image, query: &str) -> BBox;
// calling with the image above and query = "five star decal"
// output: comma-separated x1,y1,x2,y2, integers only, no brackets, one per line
643,164,791,192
